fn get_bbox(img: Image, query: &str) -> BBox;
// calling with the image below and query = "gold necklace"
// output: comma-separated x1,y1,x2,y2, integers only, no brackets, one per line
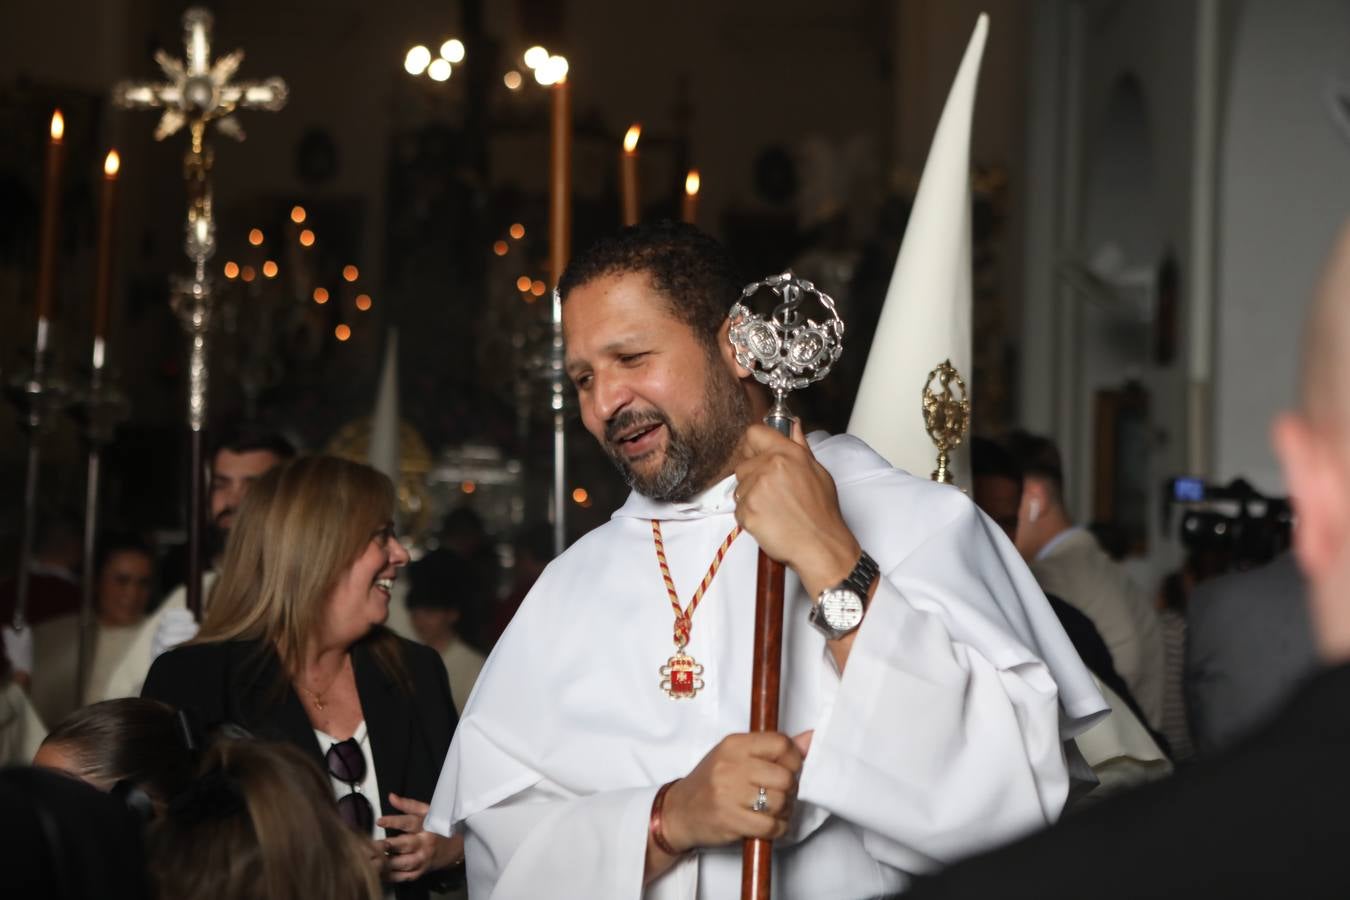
298,659,348,711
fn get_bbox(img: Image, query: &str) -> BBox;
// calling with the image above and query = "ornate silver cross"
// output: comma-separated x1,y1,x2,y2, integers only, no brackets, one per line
113,7,287,142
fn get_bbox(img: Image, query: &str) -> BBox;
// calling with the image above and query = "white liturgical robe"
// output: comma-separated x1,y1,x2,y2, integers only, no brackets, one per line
427,434,1107,899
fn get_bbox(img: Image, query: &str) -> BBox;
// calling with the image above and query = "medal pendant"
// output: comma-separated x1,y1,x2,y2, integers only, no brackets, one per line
660,651,704,699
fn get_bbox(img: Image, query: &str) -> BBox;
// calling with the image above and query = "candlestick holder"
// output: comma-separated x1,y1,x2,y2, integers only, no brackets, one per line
68,366,131,447
5,346,71,434
66,355,130,703
4,344,71,630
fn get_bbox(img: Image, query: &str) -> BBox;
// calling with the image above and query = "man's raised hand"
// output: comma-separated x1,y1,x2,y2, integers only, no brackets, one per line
733,422,861,598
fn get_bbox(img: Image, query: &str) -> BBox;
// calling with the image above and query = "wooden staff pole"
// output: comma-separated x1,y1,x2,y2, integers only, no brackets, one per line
742,411,793,900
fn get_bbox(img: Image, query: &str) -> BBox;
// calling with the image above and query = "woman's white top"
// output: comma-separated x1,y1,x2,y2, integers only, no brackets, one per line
314,719,386,839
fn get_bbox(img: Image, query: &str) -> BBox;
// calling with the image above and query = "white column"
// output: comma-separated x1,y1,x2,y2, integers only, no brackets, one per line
1186,0,1221,477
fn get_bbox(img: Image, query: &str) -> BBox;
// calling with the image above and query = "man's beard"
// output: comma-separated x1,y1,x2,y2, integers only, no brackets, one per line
206,515,230,561
601,357,752,503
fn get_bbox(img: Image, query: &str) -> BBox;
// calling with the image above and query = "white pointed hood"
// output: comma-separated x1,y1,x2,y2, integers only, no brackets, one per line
369,328,401,486
848,13,988,489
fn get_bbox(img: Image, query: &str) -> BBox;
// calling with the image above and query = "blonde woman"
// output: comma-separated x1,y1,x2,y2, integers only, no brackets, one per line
150,738,383,900
143,456,462,898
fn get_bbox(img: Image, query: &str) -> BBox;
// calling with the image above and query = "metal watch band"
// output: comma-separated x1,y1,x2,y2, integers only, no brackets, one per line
840,550,879,598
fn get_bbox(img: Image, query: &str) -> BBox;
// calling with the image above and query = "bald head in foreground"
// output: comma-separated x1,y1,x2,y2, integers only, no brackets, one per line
902,227,1350,899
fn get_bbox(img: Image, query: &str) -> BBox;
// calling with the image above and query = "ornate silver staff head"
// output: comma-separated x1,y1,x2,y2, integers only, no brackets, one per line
727,271,844,436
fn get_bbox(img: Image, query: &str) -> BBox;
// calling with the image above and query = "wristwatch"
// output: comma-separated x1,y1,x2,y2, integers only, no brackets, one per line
808,550,879,640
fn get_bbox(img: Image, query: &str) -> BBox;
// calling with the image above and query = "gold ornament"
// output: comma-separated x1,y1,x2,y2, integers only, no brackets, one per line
922,360,971,484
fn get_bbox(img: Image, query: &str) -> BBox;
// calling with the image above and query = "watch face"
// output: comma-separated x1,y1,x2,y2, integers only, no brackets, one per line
819,589,865,632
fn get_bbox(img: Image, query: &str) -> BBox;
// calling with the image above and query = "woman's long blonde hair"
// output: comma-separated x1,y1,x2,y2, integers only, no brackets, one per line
199,455,406,684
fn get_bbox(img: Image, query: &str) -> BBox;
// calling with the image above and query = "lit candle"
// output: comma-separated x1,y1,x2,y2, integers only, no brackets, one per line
93,150,120,348
682,169,700,225
620,124,641,227
547,59,572,286
35,109,65,333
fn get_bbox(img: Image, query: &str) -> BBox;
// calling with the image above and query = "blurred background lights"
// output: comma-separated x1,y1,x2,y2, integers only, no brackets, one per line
509,222,525,240
523,45,548,69
516,275,532,292
290,205,306,224
503,70,523,90
428,58,451,81
262,260,278,278
355,293,372,311
313,287,329,304
248,227,264,246
299,229,316,247
440,39,465,63
223,261,239,279
342,264,359,282
493,240,509,256
335,324,351,342
405,45,431,75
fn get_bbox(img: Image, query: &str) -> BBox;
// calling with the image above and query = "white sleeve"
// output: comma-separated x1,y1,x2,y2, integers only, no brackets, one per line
464,780,693,900
797,577,1067,872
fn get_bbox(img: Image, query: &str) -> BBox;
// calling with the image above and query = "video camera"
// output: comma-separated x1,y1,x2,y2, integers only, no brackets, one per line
1163,477,1293,573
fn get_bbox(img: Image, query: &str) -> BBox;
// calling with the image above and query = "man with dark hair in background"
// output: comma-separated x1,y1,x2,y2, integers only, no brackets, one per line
971,437,1171,799
100,423,294,700
1005,429,1166,731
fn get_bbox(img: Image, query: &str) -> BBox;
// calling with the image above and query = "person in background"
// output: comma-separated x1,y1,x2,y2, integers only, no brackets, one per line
405,558,485,715
1185,552,1318,756
899,222,1350,899
0,640,45,766
1005,429,1167,730
1,766,152,900
31,698,195,813
0,510,83,691
970,436,1171,800
100,424,294,700
0,509,83,627
148,738,381,900
488,522,556,643
143,455,462,898
31,535,156,725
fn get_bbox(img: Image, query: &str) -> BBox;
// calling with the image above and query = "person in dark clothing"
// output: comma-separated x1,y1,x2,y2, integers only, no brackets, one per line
143,456,461,899
0,765,152,900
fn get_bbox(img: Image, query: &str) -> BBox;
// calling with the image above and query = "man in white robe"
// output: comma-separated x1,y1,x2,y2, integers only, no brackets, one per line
427,223,1106,898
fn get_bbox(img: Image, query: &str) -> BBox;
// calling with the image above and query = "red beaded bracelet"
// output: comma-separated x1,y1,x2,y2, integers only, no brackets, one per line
649,780,681,857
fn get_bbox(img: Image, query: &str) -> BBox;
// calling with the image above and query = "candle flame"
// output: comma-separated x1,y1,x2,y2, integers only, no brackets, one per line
685,169,701,196
50,110,65,141
104,150,121,177
623,125,641,153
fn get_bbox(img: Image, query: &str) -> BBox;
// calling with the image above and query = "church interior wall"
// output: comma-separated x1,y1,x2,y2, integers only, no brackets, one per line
1021,0,1201,590
1215,0,1350,495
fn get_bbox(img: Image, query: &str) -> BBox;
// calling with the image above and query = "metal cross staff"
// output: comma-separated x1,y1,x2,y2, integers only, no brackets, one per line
113,7,286,618
727,272,844,900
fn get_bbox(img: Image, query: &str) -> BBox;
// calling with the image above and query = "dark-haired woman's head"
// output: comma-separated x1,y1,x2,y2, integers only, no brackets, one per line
33,698,194,809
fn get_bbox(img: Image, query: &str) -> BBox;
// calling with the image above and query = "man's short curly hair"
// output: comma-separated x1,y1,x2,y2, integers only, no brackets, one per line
557,220,744,348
